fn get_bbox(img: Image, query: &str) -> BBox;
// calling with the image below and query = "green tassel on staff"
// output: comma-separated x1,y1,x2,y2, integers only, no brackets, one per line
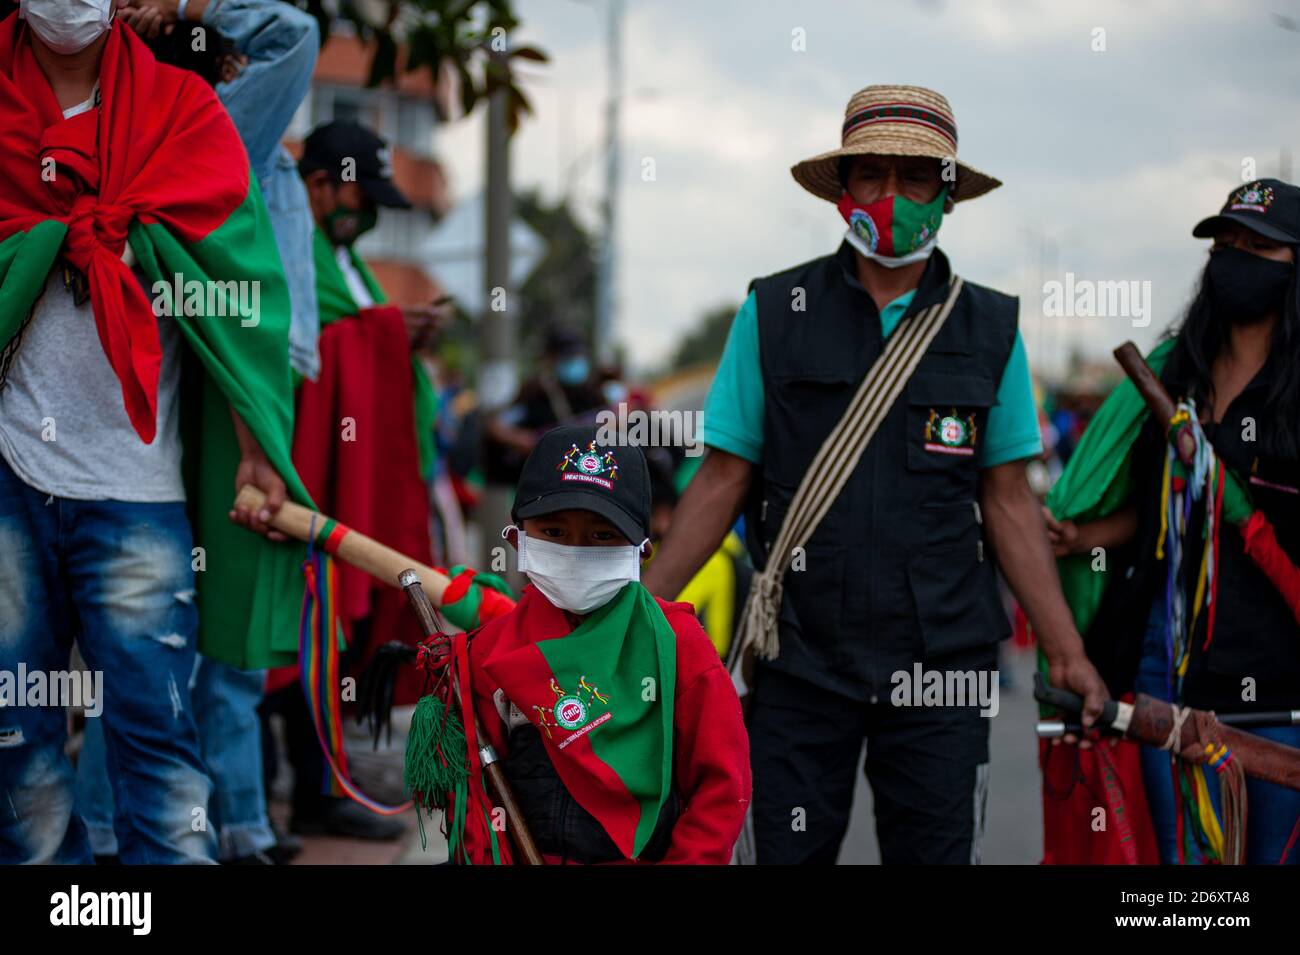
404,693,469,851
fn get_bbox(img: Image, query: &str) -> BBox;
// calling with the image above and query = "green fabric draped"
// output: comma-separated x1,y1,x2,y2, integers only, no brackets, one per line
0,184,315,669
1045,339,1174,637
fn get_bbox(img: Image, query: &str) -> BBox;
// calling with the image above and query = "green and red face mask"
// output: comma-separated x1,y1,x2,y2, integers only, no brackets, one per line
837,187,947,267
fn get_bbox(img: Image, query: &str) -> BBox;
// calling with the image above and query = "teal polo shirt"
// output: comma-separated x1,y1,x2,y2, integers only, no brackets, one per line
703,288,1042,467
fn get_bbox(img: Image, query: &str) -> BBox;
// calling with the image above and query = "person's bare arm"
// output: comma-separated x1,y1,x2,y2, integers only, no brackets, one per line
979,460,1109,727
642,448,754,599
1043,503,1137,558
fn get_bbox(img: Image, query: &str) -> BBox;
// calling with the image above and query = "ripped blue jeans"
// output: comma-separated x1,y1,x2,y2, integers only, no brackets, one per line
0,457,216,863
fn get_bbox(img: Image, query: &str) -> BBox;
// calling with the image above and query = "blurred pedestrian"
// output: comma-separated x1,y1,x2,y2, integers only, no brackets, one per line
484,325,608,483
269,120,443,840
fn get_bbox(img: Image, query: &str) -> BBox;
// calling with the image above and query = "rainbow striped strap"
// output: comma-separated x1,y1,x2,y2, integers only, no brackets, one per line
299,528,411,816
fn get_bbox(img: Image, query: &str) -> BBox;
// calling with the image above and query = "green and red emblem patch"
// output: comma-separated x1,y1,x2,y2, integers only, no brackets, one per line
924,407,978,456
539,676,613,749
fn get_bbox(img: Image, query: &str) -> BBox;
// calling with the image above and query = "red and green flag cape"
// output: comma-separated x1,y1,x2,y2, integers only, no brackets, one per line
478,582,677,860
311,227,438,481
0,19,312,668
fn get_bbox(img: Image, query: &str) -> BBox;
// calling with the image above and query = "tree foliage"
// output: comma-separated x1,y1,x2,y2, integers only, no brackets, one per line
294,0,546,132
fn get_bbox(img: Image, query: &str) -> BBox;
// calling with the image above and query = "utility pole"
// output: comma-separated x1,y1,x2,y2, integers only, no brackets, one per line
477,43,517,572
593,0,624,366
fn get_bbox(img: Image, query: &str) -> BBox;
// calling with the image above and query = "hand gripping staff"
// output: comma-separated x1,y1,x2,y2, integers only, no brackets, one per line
230,485,517,837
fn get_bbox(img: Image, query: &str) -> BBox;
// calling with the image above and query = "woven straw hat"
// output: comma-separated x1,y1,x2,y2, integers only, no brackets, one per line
792,84,1001,203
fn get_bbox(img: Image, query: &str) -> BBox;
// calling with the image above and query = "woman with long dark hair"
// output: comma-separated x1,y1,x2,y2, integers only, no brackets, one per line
1047,179,1300,865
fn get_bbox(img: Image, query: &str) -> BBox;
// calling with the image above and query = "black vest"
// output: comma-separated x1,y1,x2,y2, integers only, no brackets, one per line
746,244,1017,701
502,723,681,863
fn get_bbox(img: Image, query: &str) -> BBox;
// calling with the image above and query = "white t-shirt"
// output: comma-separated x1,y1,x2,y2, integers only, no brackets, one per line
336,245,376,309
0,89,184,502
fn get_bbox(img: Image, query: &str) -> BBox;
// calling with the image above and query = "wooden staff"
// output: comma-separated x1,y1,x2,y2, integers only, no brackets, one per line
399,570,543,865
1114,341,1198,464
1114,342,1177,426
234,484,451,606
1036,675,1300,791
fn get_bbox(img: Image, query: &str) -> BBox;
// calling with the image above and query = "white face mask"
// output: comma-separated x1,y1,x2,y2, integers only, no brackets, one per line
509,527,646,616
843,226,938,269
21,0,115,55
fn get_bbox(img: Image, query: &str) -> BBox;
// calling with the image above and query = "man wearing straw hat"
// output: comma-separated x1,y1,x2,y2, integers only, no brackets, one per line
644,85,1107,863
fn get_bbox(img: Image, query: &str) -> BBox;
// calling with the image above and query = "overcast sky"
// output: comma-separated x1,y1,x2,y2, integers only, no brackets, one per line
434,0,1300,378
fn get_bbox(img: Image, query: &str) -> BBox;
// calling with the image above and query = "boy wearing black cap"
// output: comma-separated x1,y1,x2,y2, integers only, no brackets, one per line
456,425,750,864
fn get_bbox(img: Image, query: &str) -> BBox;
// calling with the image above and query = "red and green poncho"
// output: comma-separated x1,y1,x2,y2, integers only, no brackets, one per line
468,582,677,861
0,19,312,668
311,227,438,481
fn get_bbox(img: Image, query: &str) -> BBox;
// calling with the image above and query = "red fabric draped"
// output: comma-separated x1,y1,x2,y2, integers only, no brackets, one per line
267,305,431,699
0,17,248,442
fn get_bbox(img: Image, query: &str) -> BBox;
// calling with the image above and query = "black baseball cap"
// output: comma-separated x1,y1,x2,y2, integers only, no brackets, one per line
543,325,586,358
299,121,412,210
1193,178,1300,245
512,425,651,544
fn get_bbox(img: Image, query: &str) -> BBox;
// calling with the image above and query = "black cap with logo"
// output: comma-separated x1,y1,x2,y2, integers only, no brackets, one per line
298,120,412,210
512,425,651,544
1193,178,1300,245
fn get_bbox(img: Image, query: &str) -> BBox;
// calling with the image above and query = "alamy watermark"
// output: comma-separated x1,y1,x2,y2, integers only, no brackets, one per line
890,662,999,717
151,273,261,327
50,885,151,935
594,403,704,457
1042,272,1151,328
0,664,103,719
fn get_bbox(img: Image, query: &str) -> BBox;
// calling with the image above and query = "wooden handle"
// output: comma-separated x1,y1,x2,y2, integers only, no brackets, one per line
1114,341,1178,428
482,764,545,865
234,484,450,605
1131,694,1300,791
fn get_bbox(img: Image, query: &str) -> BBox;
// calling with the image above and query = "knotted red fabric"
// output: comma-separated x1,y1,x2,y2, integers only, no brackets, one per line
0,17,249,443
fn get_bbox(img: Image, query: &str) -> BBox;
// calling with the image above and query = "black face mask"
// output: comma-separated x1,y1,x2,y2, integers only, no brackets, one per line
1207,245,1295,325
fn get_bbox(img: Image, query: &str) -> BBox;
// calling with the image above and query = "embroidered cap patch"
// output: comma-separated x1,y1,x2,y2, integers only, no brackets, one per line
557,440,620,490
1230,181,1274,214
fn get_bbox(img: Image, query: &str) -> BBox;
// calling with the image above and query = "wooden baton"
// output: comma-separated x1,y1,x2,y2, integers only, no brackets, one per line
233,484,451,606
1114,341,1203,465
1114,341,1177,427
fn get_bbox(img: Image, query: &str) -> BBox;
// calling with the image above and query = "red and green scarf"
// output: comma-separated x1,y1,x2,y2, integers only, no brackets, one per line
0,18,313,669
311,227,438,481
479,582,677,860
